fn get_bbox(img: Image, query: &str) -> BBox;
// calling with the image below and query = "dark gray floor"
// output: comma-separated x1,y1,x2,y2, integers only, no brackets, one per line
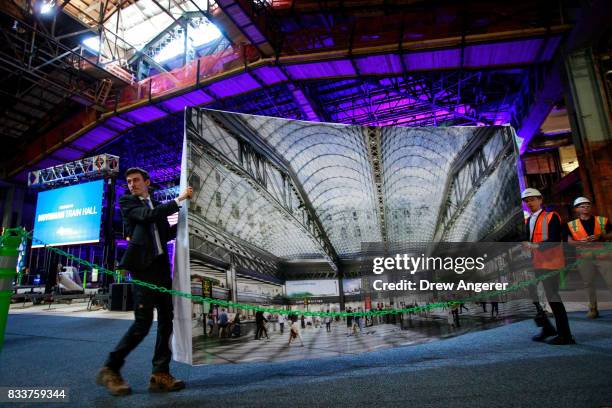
1,310,612,408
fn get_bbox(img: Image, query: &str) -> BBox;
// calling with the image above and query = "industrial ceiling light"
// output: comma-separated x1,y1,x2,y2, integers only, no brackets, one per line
190,21,222,47
39,0,55,14
82,36,100,53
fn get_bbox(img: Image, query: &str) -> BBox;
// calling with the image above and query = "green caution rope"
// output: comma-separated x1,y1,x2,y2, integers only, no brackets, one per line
2,228,610,318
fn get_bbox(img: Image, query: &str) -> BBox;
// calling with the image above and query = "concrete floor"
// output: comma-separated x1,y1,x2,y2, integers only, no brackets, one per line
2,302,612,407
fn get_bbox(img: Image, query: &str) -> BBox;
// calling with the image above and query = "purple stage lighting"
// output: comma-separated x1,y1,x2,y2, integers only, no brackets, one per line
206,73,261,98
71,126,118,151
252,66,288,85
123,106,167,123
286,60,356,80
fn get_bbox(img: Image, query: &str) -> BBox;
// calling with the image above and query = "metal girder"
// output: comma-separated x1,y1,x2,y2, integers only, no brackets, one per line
187,108,341,272
127,12,231,76
565,47,612,219
189,235,280,278
2,16,102,83
309,72,520,127
276,63,324,121
189,209,280,277
261,0,568,55
214,0,277,56
56,5,164,75
377,75,493,126
152,185,181,202
0,12,122,110
513,0,610,153
432,127,515,241
511,63,553,150
213,83,299,118
0,89,50,113
363,126,387,243
150,0,183,25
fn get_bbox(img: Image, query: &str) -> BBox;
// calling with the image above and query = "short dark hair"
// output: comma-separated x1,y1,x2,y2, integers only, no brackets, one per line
124,167,150,181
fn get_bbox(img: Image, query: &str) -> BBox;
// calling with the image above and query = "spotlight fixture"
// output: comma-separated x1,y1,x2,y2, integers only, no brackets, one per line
39,0,55,14
82,36,100,53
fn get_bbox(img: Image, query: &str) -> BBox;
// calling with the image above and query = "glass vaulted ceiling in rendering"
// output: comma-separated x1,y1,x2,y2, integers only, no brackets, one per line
186,108,520,262
382,127,471,243
247,115,382,256
188,147,325,259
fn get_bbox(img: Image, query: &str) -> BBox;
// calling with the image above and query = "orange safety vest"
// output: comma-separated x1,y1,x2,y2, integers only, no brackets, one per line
567,216,608,259
525,211,565,269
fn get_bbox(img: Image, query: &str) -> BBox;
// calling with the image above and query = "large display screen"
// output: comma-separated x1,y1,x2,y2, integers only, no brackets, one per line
285,279,339,298
32,180,104,247
285,278,363,298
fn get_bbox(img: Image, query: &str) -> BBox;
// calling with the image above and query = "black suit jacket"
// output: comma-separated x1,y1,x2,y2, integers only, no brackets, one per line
118,193,179,273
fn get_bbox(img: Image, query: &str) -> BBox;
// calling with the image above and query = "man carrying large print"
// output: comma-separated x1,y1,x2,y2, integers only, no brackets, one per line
96,167,192,396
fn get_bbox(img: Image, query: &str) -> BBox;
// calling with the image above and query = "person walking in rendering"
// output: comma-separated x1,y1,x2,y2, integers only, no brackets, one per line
288,315,304,347
490,301,499,318
218,308,229,338
357,307,365,334
324,311,332,332
346,307,354,336
255,310,269,340
278,313,286,334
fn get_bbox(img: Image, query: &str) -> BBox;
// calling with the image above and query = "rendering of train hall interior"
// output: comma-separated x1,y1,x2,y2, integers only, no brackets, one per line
0,0,611,407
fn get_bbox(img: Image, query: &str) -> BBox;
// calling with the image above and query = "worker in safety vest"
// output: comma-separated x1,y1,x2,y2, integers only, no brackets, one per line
522,188,575,345
566,196,612,319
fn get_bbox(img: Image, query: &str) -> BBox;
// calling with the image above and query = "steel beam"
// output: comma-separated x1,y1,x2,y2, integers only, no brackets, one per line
363,126,387,243
432,127,515,241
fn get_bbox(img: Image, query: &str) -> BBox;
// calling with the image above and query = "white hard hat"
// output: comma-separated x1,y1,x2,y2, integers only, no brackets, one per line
521,188,542,200
573,197,591,207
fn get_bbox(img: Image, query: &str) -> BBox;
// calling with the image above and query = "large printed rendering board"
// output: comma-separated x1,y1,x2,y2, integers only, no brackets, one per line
172,107,526,365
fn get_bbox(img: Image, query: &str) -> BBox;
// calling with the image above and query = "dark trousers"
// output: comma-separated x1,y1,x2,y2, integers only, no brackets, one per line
279,322,284,334
105,258,174,374
533,269,572,338
255,323,268,339
452,309,460,327
490,302,499,316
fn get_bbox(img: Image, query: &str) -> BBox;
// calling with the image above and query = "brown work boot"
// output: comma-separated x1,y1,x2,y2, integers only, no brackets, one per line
96,367,131,396
587,303,599,319
148,372,185,392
